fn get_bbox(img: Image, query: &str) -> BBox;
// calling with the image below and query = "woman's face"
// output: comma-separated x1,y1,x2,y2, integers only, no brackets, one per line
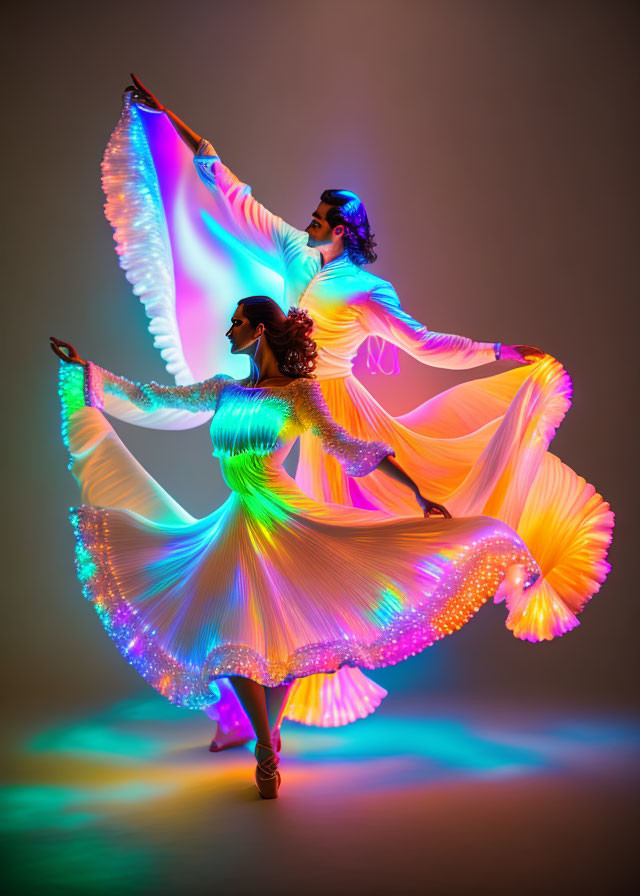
226,303,264,355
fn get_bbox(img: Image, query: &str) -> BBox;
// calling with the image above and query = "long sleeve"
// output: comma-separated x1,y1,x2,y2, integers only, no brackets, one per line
193,139,319,279
85,363,227,413
364,280,496,370
295,379,394,476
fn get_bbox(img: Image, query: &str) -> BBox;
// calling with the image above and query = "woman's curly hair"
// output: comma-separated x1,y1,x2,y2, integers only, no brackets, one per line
321,189,377,265
240,296,317,378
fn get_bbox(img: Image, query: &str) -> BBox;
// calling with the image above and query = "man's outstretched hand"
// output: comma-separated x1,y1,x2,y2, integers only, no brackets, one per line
502,344,545,364
125,73,164,111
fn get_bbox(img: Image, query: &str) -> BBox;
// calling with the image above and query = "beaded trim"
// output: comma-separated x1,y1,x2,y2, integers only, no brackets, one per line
70,505,540,708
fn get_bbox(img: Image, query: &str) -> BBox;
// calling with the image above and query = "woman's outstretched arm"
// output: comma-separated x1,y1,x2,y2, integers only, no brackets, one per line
51,338,224,413
377,455,451,518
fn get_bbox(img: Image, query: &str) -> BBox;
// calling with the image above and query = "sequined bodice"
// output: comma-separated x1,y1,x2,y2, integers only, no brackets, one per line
85,363,394,493
210,383,301,460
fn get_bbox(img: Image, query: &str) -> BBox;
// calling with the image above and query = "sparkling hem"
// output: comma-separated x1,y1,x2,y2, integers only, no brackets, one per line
70,505,541,709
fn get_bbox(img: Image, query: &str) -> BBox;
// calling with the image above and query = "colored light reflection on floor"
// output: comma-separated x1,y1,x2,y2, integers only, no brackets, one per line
3,696,639,894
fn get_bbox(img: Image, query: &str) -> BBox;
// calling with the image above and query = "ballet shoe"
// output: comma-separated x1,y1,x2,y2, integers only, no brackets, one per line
254,741,281,799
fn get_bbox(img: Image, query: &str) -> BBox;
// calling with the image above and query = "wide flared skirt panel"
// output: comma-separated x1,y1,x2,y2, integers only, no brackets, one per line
296,362,613,639
70,494,540,708
296,357,571,520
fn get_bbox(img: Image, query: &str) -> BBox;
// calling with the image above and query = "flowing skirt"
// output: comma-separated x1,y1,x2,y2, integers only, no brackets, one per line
61,393,545,716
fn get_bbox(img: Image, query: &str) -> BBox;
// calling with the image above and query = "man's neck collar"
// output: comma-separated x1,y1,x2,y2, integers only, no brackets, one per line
320,249,350,269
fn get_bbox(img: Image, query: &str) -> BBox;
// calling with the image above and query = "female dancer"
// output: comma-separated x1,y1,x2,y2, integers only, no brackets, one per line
51,296,542,798
101,77,613,745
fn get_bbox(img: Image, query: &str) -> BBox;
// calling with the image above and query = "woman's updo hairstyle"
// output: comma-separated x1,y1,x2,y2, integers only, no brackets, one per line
239,296,317,378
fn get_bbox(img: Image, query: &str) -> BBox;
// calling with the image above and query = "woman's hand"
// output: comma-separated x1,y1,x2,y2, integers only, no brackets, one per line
415,493,451,519
377,455,452,518
50,337,87,366
501,344,545,364
125,72,165,111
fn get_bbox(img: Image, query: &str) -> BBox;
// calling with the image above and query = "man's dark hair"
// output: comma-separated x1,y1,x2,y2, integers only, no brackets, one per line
320,189,377,265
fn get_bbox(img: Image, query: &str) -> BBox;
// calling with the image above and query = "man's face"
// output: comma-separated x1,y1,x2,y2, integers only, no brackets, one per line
305,201,335,246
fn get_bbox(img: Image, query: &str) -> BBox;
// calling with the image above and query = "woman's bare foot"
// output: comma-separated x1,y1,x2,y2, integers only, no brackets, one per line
209,727,252,752
209,724,282,753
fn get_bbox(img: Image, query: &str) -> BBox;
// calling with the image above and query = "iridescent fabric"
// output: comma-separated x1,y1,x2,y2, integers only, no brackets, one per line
59,362,543,710
96,98,614,724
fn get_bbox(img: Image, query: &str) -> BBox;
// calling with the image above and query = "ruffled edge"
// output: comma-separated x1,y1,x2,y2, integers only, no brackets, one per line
102,96,193,385
285,668,388,727
528,355,574,456
510,452,615,641
70,505,547,709
505,356,613,641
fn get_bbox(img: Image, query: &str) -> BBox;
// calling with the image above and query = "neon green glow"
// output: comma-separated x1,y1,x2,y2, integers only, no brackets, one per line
211,390,289,457
58,363,86,449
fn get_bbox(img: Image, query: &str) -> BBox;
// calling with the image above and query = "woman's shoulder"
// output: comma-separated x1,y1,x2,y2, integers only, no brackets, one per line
288,377,323,413
210,374,248,388
236,375,317,391
213,375,318,396
288,376,320,392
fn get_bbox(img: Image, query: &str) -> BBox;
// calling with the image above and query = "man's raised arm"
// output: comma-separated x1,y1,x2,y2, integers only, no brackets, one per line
193,139,315,275
128,73,316,277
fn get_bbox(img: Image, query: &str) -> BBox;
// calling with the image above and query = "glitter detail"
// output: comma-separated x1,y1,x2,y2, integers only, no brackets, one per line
293,379,394,476
88,363,227,413
70,509,208,709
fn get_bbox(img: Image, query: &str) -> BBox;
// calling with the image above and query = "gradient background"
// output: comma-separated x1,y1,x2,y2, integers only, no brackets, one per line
3,1,639,892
